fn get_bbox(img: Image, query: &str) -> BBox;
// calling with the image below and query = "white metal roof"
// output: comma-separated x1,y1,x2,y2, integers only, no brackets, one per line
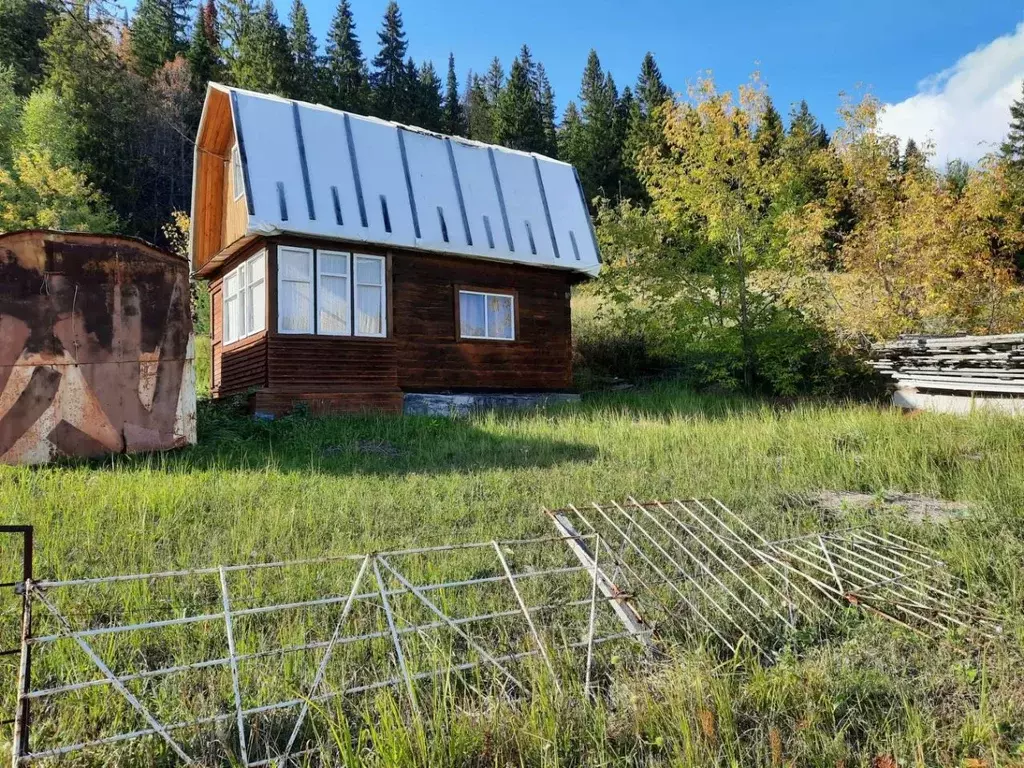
203,84,601,277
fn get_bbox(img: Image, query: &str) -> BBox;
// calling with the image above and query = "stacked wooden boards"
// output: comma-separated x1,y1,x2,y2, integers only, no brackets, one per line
871,333,1024,414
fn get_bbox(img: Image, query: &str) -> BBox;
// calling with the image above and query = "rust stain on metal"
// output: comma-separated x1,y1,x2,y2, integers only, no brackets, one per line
0,230,196,464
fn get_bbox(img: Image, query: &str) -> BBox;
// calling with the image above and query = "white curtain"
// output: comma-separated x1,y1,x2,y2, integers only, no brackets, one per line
459,292,486,337
318,252,350,334
354,256,384,336
278,249,312,333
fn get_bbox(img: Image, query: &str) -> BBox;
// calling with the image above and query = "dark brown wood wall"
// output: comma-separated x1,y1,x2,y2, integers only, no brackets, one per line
207,235,576,413
391,251,573,391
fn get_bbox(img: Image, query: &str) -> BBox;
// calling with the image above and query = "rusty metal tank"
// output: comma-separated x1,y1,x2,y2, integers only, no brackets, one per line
0,230,196,464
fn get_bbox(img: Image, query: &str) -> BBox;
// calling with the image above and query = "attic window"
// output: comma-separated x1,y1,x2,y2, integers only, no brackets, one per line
231,144,244,201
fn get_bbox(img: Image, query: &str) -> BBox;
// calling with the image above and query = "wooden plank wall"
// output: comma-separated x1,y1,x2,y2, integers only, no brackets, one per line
207,236,576,414
391,252,573,391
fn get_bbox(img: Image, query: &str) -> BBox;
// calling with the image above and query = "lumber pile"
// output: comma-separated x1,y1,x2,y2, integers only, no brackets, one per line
871,333,1024,400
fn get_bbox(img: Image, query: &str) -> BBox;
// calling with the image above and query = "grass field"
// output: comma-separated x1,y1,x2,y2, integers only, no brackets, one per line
2,379,1024,766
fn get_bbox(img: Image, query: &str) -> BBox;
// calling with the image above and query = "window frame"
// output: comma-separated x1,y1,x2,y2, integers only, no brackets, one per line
352,254,387,338
222,250,267,347
231,143,244,201
276,246,316,335
456,288,517,342
316,249,352,336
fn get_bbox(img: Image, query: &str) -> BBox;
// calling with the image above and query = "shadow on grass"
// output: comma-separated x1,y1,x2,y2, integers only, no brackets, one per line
100,399,598,476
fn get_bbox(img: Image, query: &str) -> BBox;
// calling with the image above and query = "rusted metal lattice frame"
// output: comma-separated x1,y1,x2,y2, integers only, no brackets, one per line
9,533,649,766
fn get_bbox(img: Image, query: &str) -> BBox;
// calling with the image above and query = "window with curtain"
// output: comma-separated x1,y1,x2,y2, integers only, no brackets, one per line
317,250,350,335
222,250,266,345
278,247,314,334
459,290,515,340
276,249,387,337
353,255,386,337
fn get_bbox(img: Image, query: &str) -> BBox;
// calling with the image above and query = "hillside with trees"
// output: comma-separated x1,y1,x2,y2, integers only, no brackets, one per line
1,0,1022,393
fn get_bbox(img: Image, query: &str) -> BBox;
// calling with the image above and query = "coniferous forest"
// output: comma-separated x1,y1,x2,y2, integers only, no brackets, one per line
2,0,1023,393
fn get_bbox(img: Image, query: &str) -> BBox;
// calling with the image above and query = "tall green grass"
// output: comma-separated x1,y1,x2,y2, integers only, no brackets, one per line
1,384,1023,765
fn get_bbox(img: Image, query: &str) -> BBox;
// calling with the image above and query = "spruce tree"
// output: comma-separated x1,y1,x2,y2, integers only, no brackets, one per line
558,100,584,166
755,97,784,162
287,0,319,102
901,138,926,177
571,50,621,202
787,100,828,151
0,0,52,96
232,0,294,96
186,0,221,93
465,74,494,142
130,0,189,78
442,53,466,136
370,1,409,121
494,55,544,152
219,0,255,66
1000,80,1024,169
636,51,669,117
414,60,443,131
535,63,557,156
324,0,367,113
484,57,504,104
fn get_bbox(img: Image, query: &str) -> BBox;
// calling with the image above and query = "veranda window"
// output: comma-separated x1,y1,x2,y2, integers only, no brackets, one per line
222,250,265,345
277,247,314,334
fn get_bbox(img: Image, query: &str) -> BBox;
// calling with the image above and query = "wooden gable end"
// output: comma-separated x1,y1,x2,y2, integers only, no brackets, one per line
192,87,249,273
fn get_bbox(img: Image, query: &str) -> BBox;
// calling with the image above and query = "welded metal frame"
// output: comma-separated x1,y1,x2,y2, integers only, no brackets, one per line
8,533,646,766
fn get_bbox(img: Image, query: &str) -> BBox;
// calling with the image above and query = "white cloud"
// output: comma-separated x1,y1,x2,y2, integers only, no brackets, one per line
878,22,1024,165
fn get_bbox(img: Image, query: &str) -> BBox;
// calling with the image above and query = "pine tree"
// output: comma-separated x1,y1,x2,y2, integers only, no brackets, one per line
494,55,544,152
1000,80,1024,169
0,0,52,97
287,0,319,102
755,96,784,162
130,0,189,77
442,53,466,136
413,60,442,131
232,0,294,96
465,74,494,142
186,0,220,93
484,57,504,104
370,1,409,121
324,0,367,113
535,63,557,156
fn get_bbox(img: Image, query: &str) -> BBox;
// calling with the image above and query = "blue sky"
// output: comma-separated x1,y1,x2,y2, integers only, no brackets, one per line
279,0,1024,162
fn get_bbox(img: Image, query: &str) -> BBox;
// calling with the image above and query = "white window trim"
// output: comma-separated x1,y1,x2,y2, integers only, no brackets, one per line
316,249,351,336
459,289,516,341
353,254,387,338
277,246,315,335
231,143,244,201
222,250,266,346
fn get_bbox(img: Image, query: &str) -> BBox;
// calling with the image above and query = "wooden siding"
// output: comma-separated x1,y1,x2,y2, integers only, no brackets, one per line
193,88,240,273
391,251,573,391
207,235,575,414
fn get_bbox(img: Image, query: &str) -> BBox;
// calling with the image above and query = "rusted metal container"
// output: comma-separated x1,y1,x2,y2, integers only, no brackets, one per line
0,230,196,464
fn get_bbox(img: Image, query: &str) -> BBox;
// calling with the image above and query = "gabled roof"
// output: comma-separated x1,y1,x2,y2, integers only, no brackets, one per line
193,83,601,277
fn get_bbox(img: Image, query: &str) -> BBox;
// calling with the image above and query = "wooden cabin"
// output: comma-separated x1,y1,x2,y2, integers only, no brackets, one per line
190,84,601,415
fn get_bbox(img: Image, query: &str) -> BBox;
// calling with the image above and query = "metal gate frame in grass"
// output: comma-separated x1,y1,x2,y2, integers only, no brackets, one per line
546,498,1002,654
3,499,1002,767
6,532,651,766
